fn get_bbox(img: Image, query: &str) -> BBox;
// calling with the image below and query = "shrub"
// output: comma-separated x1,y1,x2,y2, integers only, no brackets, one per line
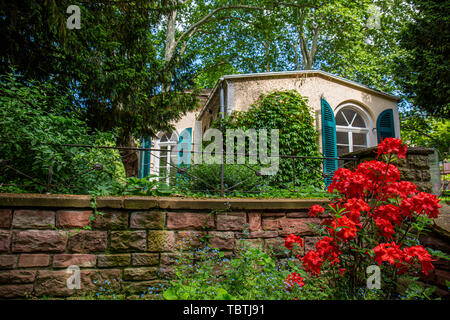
285,138,448,299
171,163,267,196
213,90,323,189
0,71,125,194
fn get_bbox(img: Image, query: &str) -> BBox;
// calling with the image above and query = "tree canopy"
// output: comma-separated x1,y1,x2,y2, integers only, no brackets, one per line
393,0,450,119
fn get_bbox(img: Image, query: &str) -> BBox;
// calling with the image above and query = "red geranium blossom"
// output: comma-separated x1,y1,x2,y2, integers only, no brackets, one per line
403,245,435,276
283,234,304,250
343,198,371,225
301,250,323,276
285,272,305,291
400,192,442,219
376,137,407,159
373,204,403,225
356,160,401,192
309,204,325,217
373,242,404,267
315,236,341,265
375,218,395,240
383,181,418,200
328,215,359,242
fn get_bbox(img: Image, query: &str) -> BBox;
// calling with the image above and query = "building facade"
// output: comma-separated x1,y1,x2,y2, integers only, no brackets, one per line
138,70,401,182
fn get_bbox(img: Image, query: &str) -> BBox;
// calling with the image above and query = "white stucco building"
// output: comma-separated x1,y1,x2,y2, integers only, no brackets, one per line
138,70,401,182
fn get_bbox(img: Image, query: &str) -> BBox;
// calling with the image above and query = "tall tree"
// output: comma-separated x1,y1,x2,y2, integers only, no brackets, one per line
62,1,199,176
0,1,200,177
176,0,413,93
393,0,450,119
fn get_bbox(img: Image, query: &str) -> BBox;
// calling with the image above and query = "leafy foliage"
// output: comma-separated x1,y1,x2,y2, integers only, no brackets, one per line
0,1,200,176
400,110,450,160
172,163,265,196
163,236,331,300
0,71,124,194
393,0,450,119
215,90,323,188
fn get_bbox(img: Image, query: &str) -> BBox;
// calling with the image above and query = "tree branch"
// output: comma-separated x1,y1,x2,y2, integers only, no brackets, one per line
310,25,321,62
173,5,267,54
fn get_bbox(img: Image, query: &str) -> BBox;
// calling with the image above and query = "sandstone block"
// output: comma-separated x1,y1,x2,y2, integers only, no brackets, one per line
12,230,66,253
56,210,92,228
18,254,50,267
110,231,146,252
130,211,165,229
166,212,214,230
12,210,55,229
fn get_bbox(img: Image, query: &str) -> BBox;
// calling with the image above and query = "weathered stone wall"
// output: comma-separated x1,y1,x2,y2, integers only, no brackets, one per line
342,146,436,193
419,203,450,298
0,194,328,299
1,193,448,300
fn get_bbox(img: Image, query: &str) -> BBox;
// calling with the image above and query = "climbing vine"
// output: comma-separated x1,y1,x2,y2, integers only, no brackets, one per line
216,90,323,189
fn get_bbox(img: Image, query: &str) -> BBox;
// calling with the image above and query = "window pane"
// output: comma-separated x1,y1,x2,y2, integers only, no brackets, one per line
336,131,349,144
352,132,367,145
352,114,366,128
336,111,347,126
160,134,170,142
342,109,356,125
337,145,349,155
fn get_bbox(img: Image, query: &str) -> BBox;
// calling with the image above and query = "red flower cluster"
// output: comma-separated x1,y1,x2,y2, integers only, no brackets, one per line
376,137,407,159
371,204,403,239
327,215,359,242
400,192,442,219
373,242,435,276
283,234,304,250
288,139,441,284
328,161,400,198
342,198,370,225
299,236,341,276
309,204,325,217
301,250,323,276
403,245,435,276
285,272,305,291
383,181,418,200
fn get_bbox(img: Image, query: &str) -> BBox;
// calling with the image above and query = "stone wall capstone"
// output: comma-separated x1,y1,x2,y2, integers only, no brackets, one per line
0,193,329,299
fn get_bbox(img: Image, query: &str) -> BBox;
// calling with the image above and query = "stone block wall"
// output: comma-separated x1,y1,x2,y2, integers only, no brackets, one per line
0,194,329,299
418,203,450,298
342,146,436,193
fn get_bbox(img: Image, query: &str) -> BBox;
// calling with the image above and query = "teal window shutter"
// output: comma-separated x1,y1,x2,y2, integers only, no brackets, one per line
139,137,151,178
177,128,192,167
376,109,395,143
321,98,338,188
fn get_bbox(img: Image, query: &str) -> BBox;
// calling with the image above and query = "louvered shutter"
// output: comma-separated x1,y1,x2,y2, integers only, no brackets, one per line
321,98,338,188
376,109,395,143
177,128,192,167
139,137,151,178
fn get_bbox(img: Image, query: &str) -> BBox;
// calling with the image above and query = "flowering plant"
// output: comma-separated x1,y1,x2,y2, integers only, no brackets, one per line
284,138,443,299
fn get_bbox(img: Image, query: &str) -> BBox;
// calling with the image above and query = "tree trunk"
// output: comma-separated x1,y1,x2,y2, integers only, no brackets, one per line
163,4,177,92
117,132,139,178
164,5,177,62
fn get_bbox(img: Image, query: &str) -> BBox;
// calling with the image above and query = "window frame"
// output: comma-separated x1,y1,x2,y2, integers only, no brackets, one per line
334,103,376,155
152,131,178,184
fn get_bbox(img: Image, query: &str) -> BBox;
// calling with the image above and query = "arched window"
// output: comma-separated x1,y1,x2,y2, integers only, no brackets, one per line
152,132,178,184
335,105,371,155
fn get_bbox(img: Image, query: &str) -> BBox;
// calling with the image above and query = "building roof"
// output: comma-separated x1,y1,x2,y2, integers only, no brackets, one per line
197,70,401,120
